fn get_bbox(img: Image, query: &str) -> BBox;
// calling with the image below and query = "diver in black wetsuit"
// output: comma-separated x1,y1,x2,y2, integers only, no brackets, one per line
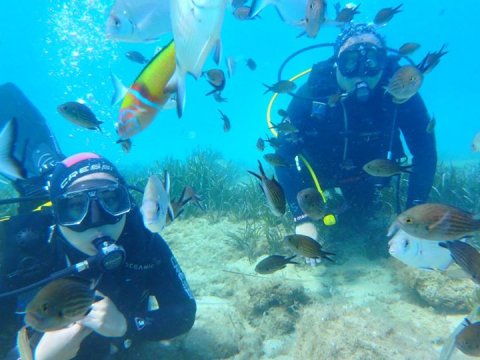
0,84,196,359
274,24,437,262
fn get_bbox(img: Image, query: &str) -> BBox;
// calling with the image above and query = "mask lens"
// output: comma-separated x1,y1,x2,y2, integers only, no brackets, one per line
338,50,360,76
54,183,131,227
55,192,89,226
337,44,385,77
98,185,131,216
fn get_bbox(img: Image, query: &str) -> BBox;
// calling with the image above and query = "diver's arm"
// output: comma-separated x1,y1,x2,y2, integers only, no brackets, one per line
34,323,93,360
122,235,196,342
274,85,317,223
397,93,437,208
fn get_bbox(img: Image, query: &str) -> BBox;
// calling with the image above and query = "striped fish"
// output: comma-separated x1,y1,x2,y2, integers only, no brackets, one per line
439,241,480,285
284,234,335,261
25,277,95,332
248,160,286,216
255,255,298,274
390,203,480,241
384,65,423,104
57,102,103,132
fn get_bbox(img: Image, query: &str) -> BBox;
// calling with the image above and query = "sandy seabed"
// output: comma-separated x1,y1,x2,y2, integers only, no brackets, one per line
122,216,476,360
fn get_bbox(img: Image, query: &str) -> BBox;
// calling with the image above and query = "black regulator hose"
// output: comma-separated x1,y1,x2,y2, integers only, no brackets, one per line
0,236,125,298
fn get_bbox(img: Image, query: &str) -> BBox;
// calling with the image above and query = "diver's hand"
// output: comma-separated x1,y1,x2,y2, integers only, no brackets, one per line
295,222,322,266
80,295,127,338
35,323,93,360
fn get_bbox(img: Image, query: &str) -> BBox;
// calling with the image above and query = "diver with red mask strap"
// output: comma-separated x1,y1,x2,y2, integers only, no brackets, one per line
0,83,196,359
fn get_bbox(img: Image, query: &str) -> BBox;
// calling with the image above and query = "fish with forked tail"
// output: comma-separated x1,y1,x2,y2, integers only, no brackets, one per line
141,172,174,233
255,255,298,274
248,160,286,216
284,234,335,261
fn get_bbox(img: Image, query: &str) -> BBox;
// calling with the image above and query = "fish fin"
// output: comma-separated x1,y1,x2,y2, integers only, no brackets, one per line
257,160,267,177
296,30,306,38
164,170,171,194
247,170,262,181
285,255,298,264
205,88,218,96
110,72,128,106
0,118,26,180
321,251,336,262
167,204,175,223
262,84,272,94
249,0,275,18
213,39,222,65
387,222,399,237
170,70,185,118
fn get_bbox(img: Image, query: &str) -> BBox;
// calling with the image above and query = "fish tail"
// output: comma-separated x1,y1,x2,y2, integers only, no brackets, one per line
205,88,218,96
249,0,275,18
257,160,266,177
213,39,222,65
110,72,128,106
285,255,298,264
247,170,262,181
262,84,272,94
321,251,336,262
168,70,185,118
393,3,403,13
0,118,26,179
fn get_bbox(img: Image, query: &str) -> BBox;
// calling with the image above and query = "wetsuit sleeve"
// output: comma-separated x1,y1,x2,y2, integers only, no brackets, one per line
274,85,314,223
123,235,196,341
397,93,437,208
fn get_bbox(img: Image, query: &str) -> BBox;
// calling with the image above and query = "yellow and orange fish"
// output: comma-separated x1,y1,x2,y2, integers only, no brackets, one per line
111,40,176,140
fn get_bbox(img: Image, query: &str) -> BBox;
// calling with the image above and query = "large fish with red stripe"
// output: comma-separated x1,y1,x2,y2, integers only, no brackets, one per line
111,40,176,140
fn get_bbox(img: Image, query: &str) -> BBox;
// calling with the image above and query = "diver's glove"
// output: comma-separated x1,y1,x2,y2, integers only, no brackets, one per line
295,222,322,266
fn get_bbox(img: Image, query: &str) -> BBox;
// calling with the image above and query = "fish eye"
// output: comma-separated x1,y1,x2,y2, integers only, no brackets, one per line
113,16,121,27
58,310,64,318
405,217,413,224
42,303,49,312
405,239,409,246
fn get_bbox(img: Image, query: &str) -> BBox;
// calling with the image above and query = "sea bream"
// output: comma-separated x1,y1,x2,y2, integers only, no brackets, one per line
170,0,228,117
141,172,174,233
388,228,453,271
106,0,171,43
111,40,176,140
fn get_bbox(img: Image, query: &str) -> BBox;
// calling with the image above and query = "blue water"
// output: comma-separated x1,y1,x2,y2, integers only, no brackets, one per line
1,0,479,171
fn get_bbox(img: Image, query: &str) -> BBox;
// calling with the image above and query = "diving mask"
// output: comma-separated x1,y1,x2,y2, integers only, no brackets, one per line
53,179,131,231
337,43,386,78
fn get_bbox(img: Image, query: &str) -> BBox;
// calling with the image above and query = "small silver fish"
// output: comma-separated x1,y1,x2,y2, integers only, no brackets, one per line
141,172,174,233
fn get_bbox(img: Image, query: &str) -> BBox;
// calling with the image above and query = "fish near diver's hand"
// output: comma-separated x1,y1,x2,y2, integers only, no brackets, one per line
295,222,322,266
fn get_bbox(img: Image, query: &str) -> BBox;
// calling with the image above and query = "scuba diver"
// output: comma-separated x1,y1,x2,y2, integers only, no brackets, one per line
0,83,196,359
273,24,437,263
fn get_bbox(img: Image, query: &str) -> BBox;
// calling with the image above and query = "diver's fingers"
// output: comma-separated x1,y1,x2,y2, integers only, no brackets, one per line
304,257,322,266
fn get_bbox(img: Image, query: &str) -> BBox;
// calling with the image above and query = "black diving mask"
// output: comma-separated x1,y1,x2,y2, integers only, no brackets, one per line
337,43,386,78
53,179,131,231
